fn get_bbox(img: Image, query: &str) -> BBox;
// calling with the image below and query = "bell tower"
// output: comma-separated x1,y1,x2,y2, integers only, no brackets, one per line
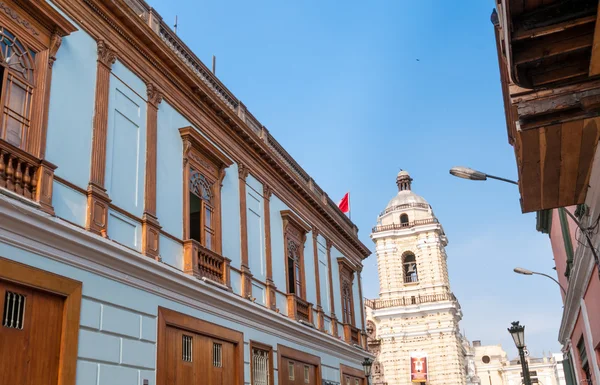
366,171,466,385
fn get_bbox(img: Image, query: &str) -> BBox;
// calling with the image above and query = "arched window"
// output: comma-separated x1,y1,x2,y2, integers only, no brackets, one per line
400,213,409,226
403,252,418,283
189,169,215,250
0,27,36,150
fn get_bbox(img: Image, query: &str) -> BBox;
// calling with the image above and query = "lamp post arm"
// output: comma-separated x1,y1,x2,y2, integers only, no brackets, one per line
531,272,567,296
486,174,519,185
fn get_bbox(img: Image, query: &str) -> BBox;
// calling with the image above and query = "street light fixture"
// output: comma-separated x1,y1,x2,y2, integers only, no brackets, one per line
449,166,518,185
508,321,532,385
449,166,600,281
362,357,373,385
513,267,567,295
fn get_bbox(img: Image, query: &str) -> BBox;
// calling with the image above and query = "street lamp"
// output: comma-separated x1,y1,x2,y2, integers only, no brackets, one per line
513,267,567,295
449,166,600,280
362,357,373,385
508,321,532,385
449,166,518,185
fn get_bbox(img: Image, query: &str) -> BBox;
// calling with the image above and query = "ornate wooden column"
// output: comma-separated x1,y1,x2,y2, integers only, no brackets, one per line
142,83,163,260
326,238,338,336
86,40,116,236
312,226,324,330
238,163,253,299
263,184,277,310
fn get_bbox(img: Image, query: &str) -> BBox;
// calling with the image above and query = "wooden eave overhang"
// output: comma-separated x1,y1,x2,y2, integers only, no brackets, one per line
72,0,371,260
494,0,600,213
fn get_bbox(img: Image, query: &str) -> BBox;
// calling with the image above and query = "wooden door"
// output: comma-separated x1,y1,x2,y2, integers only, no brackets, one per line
164,325,236,385
280,357,318,385
0,280,64,385
342,374,365,385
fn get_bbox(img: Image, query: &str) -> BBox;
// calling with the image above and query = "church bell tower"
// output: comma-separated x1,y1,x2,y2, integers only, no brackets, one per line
365,171,466,385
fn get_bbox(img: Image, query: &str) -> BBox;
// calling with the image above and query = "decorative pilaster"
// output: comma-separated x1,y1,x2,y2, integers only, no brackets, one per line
37,32,62,160
326,238,338,336
86,40,116,236
238,163,252,299
142,83,163,260
263,184,277,310
312,226,324,330
357,268,366,346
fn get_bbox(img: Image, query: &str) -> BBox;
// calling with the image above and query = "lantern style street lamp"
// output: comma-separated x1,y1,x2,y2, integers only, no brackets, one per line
449,166,518,185
362,357,373,385
508,321,532,385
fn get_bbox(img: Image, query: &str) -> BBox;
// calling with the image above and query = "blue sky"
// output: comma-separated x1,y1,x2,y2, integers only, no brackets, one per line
147,0,564,357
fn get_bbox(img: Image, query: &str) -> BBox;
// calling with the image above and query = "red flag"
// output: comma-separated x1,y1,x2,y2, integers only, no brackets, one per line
337,192,350,214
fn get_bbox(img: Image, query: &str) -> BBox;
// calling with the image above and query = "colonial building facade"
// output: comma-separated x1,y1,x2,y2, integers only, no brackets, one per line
365,171,466,385
0,1,372,385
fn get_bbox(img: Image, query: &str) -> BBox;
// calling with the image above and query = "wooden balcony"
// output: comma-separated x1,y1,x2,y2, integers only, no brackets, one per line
343,324,360,346
0,140,55,214
286,294,313,324
183,239,231,287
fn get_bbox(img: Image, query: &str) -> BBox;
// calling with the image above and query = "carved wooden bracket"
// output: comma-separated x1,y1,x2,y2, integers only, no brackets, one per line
97,40,117,68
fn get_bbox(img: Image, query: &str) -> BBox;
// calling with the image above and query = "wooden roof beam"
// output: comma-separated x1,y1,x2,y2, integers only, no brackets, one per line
588,0,600,76
512,0,596,32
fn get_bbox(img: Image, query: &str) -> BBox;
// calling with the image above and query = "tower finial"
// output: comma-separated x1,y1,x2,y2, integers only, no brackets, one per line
396,170,413,191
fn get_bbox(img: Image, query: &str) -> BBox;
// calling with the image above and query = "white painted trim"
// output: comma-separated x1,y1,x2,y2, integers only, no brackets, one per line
379,326,456,338
580,299,600,382
569,344,581,385
372,300,459,318
0,195,371,363
371,223,443,240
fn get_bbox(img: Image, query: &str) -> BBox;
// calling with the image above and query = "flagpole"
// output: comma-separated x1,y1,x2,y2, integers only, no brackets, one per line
349,192,351,220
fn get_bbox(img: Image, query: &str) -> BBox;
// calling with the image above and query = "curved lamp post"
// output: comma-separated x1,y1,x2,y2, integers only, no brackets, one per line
362,357,373,385
508,321,532,385
449,166,600,280
513,267,567,296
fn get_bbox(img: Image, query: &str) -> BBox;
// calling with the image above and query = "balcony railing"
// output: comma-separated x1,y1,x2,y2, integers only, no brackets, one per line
0,140,55,213
183,240,231,287
364,292,456,310
372,218,438,233
287,294,313,324
404,274,419,284
380,202,430,216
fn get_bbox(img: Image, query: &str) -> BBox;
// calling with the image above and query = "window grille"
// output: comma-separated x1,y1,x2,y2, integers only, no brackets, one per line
252,348,270,385
304,365,309,383
182,335,192,362
288,361,295,380
213,343,222,367
2,291,25,329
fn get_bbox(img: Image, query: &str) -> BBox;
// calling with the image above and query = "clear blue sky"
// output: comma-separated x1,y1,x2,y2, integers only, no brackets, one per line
148,0,564,357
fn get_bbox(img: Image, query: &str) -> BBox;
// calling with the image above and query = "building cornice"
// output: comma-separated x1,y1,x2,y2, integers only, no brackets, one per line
371,223,443,241
0,195,370,363
372,300,460,318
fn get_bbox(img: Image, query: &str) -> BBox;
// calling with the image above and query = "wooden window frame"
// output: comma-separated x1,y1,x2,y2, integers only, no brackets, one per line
0,256,82,385
340,364,367,385
250,340,274,385
157,307,244,385
338,258,356,327
281,210,309,299
277,344,321,385
180,126,232,254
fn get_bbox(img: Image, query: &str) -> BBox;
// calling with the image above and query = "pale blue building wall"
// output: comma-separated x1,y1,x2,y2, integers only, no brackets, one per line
52,181,87,228
246,175,265,280
221,162,241,268
269,195,288,291
0,241,361,385
45,20,96,190
353,273,363,329
317,236,330,314
105,65,147,219
155,101,186,240
330,246,344,320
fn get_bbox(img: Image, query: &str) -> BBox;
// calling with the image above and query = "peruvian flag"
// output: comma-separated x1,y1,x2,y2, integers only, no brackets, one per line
337,192,350,214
